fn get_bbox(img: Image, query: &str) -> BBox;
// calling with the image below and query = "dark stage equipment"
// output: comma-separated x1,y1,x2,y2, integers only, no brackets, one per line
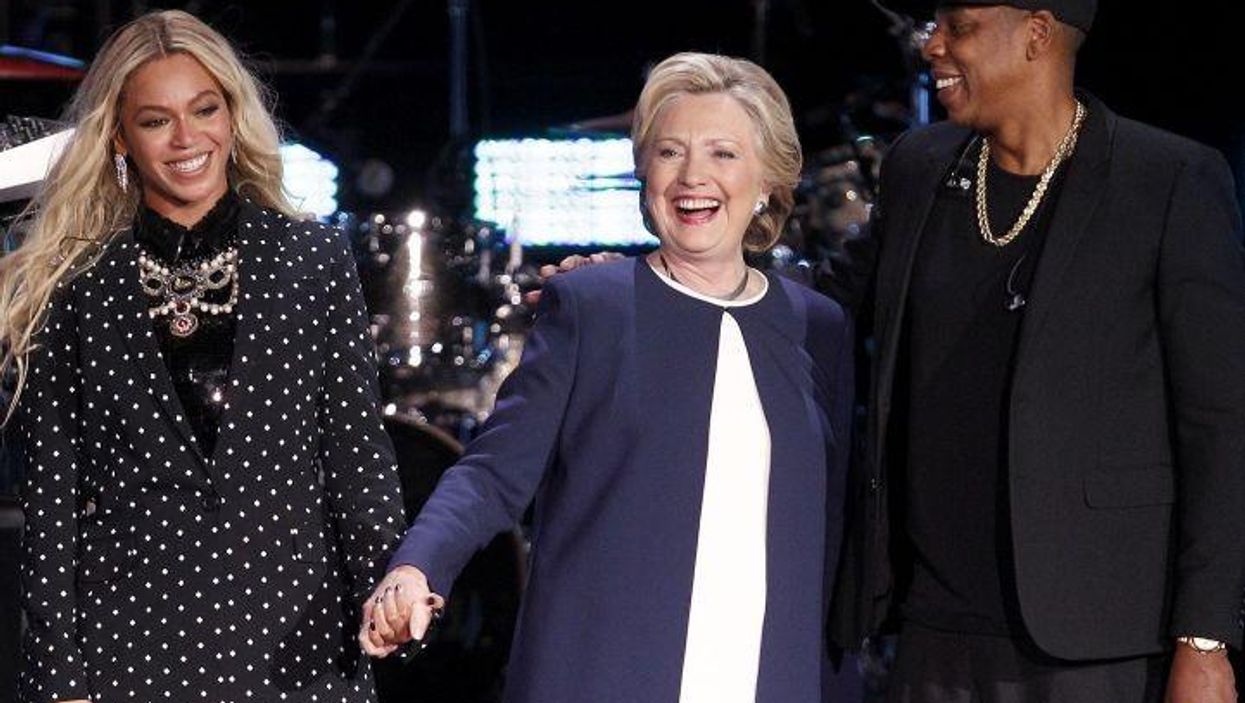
372,414,523,703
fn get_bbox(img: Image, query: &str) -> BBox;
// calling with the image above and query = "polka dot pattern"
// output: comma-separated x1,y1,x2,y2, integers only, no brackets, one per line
18,203,405,703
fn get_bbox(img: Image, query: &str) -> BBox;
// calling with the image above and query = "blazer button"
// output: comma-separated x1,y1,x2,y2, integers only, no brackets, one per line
201,493,222,512
869,477,885,493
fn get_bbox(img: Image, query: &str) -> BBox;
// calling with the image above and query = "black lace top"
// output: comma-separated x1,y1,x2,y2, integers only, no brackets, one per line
134,191,240,457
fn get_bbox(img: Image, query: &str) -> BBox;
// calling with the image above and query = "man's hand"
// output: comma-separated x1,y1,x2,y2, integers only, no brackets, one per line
357,565,445,658
523,252,625,306
1166,645,1236,703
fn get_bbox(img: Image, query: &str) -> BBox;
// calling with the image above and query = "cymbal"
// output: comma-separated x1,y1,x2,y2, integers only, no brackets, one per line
556,109,634,135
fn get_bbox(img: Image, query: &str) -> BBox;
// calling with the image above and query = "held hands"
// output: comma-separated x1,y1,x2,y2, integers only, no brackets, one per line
1166,645,1236,703
523,252,625,306
357,565,445,658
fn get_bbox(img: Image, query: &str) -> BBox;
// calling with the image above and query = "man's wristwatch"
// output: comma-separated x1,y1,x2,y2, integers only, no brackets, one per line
1175,636,1228,654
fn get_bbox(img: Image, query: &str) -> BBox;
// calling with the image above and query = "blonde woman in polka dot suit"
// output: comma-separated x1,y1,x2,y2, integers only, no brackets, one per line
0,11,405,703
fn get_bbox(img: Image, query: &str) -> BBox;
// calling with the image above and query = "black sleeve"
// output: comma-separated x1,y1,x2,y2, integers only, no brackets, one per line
18,285,94,702
1157,146,1245,648
316,233,407,611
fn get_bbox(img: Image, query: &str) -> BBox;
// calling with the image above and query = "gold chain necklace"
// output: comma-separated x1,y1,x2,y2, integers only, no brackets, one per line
976,100,1086,247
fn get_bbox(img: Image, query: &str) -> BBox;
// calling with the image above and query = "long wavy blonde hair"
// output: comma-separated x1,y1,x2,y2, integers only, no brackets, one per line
0,9,297,419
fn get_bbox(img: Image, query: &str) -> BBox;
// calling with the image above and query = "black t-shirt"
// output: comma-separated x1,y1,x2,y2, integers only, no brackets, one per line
899,143,1068,636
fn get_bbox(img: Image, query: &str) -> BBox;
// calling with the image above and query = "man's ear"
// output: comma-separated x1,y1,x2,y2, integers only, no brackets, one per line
1026,10,1057,60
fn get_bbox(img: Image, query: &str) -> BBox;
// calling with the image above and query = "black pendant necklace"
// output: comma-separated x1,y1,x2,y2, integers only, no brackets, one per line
659,252,750,301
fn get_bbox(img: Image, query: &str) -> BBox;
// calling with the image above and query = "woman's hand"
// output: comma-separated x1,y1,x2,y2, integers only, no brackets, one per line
357,565,445,658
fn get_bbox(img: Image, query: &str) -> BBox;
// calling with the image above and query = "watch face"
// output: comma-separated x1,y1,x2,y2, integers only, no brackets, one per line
1180,636,1227,652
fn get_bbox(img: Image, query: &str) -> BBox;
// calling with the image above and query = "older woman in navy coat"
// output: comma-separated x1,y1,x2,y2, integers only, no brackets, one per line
361,52,854,703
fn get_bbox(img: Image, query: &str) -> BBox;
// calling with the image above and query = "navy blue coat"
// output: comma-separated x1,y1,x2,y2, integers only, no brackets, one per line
391,258,853,702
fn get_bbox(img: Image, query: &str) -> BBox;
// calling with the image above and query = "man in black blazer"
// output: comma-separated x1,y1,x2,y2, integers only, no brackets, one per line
827,0,1245,701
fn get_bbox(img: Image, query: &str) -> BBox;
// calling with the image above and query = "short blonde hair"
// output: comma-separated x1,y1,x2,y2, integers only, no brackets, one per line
631,52,802,252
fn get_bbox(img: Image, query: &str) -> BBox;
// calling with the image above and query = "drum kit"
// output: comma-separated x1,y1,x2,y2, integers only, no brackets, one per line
371,414,525,703
344,211,534,444
345,211,534,703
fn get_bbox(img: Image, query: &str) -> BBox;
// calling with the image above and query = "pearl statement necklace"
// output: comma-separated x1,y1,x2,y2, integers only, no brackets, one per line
138,247,239,337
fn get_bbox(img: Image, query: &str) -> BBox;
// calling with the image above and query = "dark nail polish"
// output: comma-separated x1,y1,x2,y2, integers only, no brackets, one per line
369,621,376,631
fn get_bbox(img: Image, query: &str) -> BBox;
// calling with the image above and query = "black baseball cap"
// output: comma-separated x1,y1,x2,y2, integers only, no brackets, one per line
937,0,1096,33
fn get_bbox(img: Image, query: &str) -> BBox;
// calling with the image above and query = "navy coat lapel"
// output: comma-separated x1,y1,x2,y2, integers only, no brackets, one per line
724,281,840,701
633,261,721,483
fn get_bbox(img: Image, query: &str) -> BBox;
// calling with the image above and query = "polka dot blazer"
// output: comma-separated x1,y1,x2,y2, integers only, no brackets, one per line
17,201,406,703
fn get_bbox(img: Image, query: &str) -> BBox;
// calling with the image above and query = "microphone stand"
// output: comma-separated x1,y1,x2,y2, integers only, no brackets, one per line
869,0,934,126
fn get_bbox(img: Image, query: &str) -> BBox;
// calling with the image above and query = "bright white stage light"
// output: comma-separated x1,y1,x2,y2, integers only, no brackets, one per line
473,137,649,247
280,142,339,219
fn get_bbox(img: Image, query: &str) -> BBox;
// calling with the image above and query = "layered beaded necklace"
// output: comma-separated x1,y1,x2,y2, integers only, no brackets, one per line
139,246,239,337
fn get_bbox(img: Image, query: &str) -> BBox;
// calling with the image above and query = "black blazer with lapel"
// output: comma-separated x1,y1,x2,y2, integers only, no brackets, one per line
829,94,1245,660
18,201,406,702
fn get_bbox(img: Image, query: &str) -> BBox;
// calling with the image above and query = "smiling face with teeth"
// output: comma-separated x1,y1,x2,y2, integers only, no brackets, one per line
115,52,233,227
641,92,770,264
922,5,1035,131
